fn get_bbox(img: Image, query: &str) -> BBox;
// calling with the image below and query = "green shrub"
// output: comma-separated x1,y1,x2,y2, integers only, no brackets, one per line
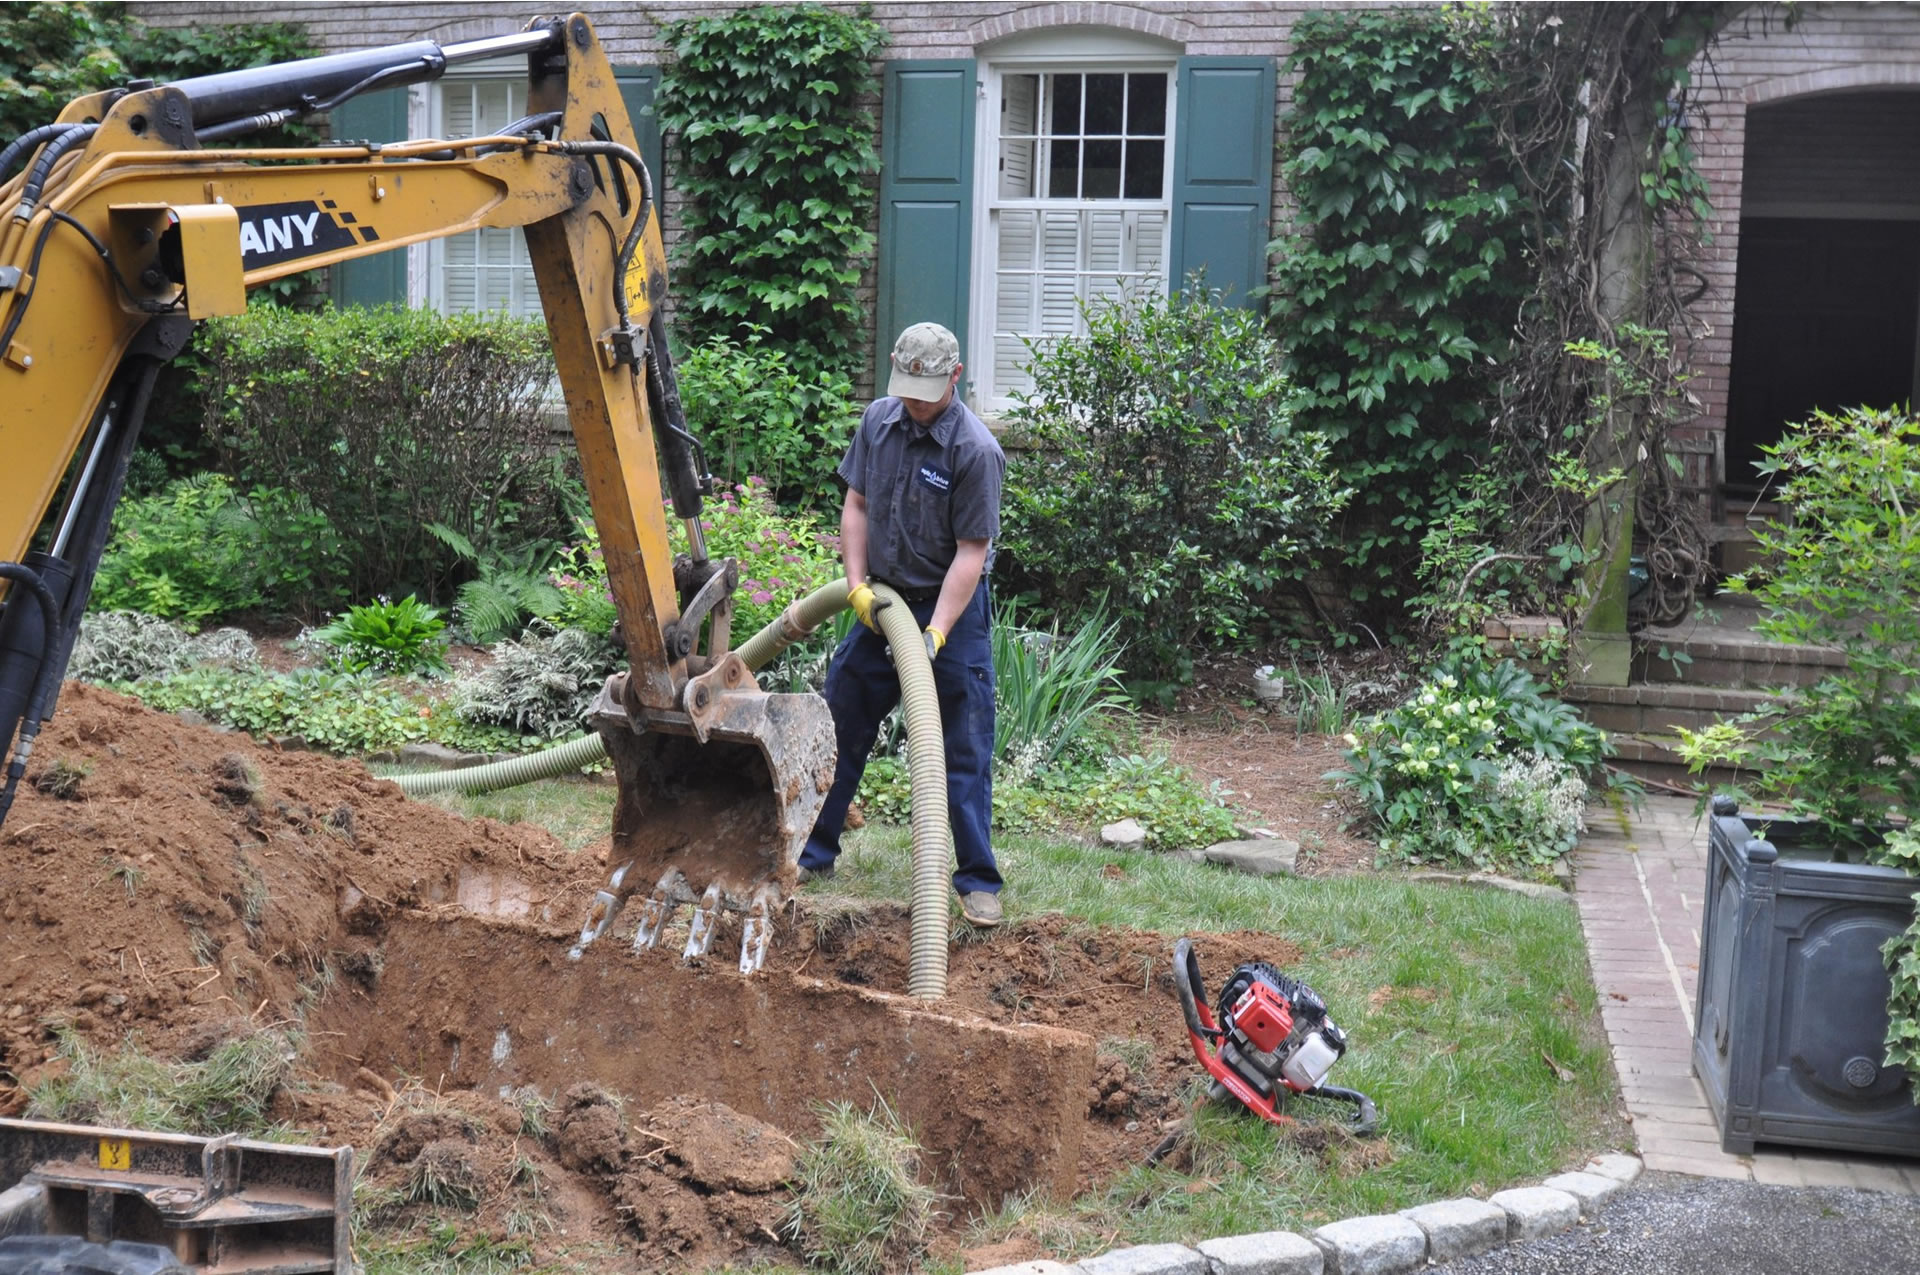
314,596,449,677
92,474,344,625
673,477,843,641
452,624,618,741
676,326,860,501
1674,406,1920,840
425,523,565,646
1001,287,1351,695
1877,831,1920,1102
545,521,618,639
991,607,1130,782
1337,656,1624,869
69,612,258,684
123,666,518,756
28,1026,296,1138
200,304,562,602
657,5,887,386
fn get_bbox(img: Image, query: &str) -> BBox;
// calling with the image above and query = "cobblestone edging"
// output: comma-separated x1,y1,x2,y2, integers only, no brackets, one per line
967,1154,1643,1275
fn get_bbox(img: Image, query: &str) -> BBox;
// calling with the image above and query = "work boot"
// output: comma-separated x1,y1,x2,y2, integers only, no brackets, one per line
797,863,834,885
959,890,1003,928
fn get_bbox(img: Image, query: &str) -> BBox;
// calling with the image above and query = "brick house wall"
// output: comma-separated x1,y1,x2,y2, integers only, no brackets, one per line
1684,4,1920,514
133,2,1920,449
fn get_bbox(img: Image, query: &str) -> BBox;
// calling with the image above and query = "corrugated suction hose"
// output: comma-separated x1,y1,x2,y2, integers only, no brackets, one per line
391,578,955,999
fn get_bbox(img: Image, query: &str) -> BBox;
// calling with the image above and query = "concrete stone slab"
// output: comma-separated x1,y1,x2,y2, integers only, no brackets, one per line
1487,1186,1580,1242
1540,1170,1626,1215
1079,1244,1207,1275
1195,1230,1324,1275
1638,1151,1751,1180
1396,1198,1506,1261
1584,1153,1644,1184
1202,838,1300,876
1308,1214,1426,1275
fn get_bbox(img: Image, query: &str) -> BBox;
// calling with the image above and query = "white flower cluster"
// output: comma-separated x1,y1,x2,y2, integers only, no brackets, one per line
1490,750,1589,857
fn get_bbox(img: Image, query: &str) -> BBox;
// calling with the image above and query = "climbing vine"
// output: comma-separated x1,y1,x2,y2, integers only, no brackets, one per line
1269,7,1533,625
656,5,887,389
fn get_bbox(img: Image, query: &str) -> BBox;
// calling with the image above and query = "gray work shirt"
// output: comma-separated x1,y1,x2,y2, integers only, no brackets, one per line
837,396,1005,594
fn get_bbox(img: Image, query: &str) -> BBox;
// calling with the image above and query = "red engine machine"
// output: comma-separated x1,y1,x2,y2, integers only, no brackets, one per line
1173,937,1379,1136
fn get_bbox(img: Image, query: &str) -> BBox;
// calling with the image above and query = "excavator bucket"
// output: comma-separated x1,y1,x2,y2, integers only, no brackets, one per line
567,665,837,972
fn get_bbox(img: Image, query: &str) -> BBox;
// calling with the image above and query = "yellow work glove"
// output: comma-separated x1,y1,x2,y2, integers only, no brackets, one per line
923,627,945,662
847,582,890,633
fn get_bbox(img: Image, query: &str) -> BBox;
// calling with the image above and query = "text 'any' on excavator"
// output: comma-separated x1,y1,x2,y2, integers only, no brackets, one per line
0,13,837,976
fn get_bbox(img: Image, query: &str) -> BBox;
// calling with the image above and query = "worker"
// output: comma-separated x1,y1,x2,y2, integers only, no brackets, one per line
797,321,1007,927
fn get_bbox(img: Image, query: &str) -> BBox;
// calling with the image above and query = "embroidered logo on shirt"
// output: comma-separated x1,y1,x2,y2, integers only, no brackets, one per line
917,464,951,492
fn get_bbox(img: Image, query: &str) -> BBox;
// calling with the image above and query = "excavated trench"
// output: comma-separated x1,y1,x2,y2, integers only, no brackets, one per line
0,686,1309,1269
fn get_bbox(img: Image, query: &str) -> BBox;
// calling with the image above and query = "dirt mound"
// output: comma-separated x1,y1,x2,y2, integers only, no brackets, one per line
0,683,594,1088
0,685,1359,1272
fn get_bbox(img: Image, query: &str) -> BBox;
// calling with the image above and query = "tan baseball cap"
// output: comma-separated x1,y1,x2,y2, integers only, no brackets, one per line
887,322,960,401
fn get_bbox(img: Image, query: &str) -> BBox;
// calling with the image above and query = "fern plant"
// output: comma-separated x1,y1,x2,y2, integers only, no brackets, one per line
426,522,565,645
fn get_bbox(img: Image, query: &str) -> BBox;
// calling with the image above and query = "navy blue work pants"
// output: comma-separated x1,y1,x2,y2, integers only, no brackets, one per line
799,582,1001,896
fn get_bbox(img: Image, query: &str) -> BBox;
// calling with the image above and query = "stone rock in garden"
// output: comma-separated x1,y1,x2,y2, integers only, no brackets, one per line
1078,1243,1206,1275
1203,838,1300,877
391,741,488,769
1398,1197,1507,1262
1540,1170,1626,1215
1309,1214,1427,1275
1197,1228,1326,1275
1487,1186,1580,1241
968,1263,1080,1275
1102,818,1147,848
1405,870,1571,905
1584,1153,1644,1184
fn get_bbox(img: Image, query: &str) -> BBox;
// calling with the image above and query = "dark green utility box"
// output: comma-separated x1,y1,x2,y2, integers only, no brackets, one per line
1693,797,1920,1156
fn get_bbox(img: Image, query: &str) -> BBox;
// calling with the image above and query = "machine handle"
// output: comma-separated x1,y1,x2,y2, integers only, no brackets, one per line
1172,937,1221,1042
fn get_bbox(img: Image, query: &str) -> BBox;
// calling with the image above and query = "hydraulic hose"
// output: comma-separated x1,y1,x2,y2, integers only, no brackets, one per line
390,578,958,999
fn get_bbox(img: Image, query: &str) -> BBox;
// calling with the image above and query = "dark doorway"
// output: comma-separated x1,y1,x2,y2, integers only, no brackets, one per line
1726,218,1920,494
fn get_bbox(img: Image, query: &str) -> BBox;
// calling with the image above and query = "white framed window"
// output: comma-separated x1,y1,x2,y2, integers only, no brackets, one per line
406,62,543,317
972,49,1177,413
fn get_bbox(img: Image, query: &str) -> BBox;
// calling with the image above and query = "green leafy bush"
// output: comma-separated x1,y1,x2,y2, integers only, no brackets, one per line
92,474,345,625
1270,6,1530,619
1674,407,1920,840
1337,656,1621,869
314,596,449,677
991,608,1130,782
122,666,518,756
452,624,618,741
1877,830,1920,1102
546,522,618,640
674,477,843,640
69,612,258,685
1001,287,1350,694
676,326,860,501
656,4,886,385
200,305,562,602
426,523,564,646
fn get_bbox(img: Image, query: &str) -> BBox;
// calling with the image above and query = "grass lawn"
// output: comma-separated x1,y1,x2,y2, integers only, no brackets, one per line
418,779,1623,1264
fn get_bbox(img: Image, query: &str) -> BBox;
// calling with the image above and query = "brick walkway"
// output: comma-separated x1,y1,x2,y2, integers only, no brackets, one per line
1572,795,1920,1193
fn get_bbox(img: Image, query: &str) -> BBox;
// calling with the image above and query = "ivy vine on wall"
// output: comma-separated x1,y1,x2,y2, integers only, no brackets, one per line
656,5,887,388
1269,7,1532,623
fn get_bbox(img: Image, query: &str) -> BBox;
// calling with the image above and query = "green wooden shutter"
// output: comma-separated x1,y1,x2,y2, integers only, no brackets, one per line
876,60,975,390
327,87,409,308
614,66,664,207
1169,57,1276,310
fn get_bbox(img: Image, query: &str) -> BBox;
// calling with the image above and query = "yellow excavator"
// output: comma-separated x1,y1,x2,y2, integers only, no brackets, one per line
0,14,837,975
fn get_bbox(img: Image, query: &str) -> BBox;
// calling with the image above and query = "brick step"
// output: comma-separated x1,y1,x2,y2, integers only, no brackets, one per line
1565,683,1787,736
1606,733,1726,790
1630,634,1844,689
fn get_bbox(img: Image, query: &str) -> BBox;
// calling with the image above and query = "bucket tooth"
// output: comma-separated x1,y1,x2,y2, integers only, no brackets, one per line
683,884,725,960
567,862,632,961
738,884,779,974
632,869,686,951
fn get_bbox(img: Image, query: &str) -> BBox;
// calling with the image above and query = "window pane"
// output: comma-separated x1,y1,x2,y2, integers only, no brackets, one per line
1127,74,1167,135
1047,139,1080,198
1049,74,1081,136
1124,139,1165,198
1085,74,1124,135
1082,139,1121,199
